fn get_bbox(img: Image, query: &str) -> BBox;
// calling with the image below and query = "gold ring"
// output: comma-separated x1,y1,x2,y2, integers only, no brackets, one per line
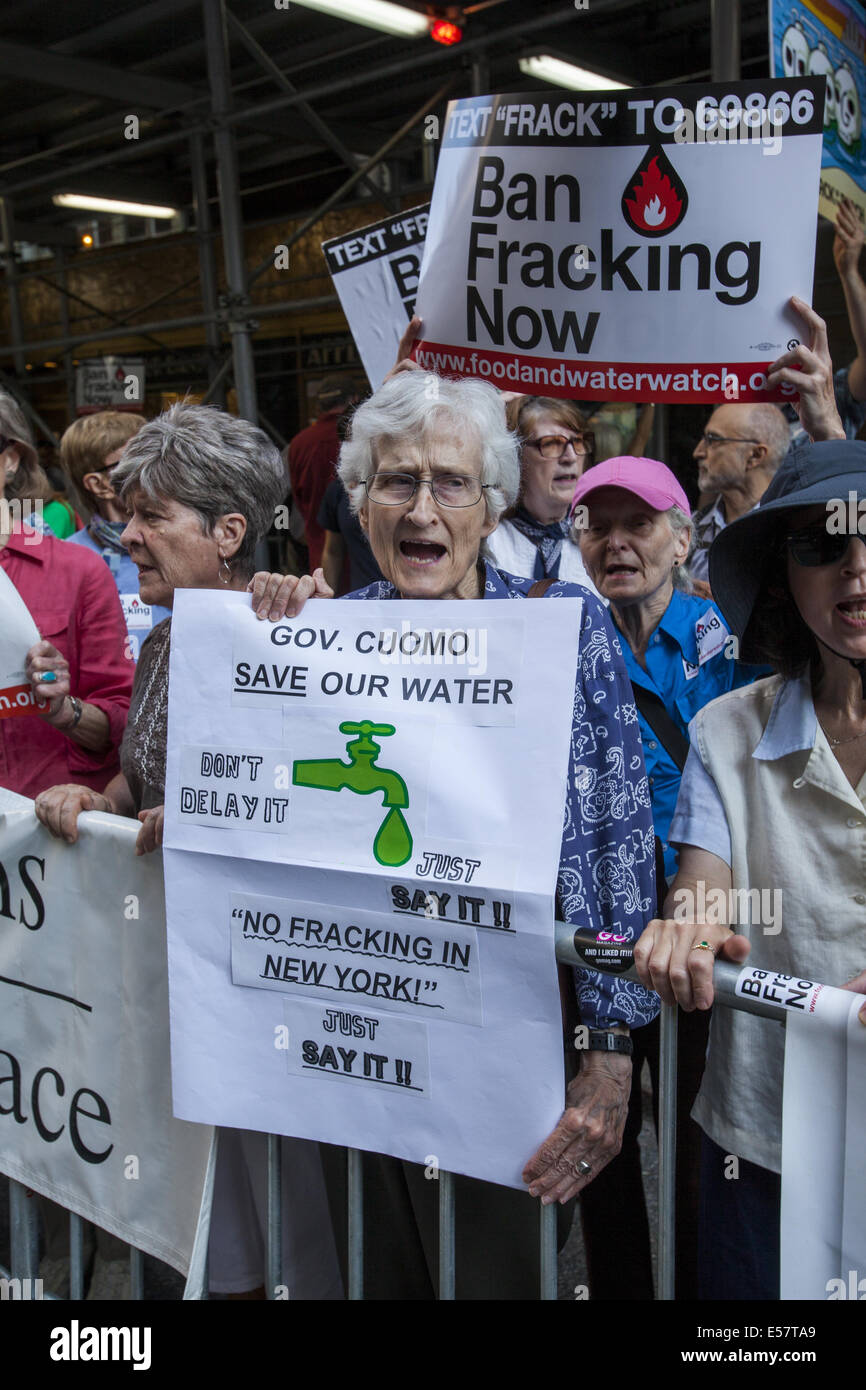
690,941,715,954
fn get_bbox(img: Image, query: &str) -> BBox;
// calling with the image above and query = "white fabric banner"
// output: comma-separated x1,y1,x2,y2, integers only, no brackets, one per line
0,789,213,1276
780,978,866,1299
414,79,822,403
0,567,42,720
163,590,582,1189
322,205,429,390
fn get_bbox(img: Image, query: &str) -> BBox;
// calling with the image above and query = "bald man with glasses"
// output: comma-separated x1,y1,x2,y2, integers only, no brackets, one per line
690,403,793,584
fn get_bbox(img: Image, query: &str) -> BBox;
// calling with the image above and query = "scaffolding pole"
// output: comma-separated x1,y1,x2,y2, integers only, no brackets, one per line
190,130,226,407
247,79,456,290
202,0,257,424
0,198,26,377
1,293,338,358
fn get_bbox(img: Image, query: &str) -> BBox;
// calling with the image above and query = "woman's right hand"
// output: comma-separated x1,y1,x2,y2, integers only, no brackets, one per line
633,917,751,1011
34,784,112,844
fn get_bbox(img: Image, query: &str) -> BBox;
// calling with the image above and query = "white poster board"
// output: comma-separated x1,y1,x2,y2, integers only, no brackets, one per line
779,979,866,1299
0,567,42,720
322,206,429,390
163,590,582,1189
414,79,823,403
0,791,213,1275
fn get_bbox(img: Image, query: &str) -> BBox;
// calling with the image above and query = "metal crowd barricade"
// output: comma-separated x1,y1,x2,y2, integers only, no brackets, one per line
0,929,844,1301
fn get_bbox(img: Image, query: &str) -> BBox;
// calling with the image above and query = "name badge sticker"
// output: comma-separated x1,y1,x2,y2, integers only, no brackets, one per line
695,608,728,665
121,594,153,630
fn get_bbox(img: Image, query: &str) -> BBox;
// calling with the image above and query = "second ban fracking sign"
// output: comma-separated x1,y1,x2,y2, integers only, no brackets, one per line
414,79,824,402
163,591,582,1189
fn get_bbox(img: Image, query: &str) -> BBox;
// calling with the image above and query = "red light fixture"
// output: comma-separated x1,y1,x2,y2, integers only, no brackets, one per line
431,17,462,44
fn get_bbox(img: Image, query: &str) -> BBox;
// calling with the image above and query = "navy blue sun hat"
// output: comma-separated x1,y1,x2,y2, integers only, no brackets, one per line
708,439,866,652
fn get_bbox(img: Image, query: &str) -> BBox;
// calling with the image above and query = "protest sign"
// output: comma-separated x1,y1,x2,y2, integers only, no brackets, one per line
322,205,429,390
0,567,43,720
75,356,145,415
771,0,866,222
163,590,582,1189
0,790,213,1275
781,985,866,1298
413,79,823,403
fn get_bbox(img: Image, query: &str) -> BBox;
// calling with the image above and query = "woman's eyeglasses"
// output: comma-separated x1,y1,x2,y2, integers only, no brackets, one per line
786,524,865,566
365,473,489,507
524,434,592,460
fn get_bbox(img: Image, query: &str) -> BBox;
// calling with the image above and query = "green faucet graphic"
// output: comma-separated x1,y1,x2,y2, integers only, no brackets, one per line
292,721,412,866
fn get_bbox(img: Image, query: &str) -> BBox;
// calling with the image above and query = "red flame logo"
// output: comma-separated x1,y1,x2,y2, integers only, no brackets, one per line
622,147,688,237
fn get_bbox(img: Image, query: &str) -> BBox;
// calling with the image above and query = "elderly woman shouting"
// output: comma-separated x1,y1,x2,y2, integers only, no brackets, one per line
34,401,340,1301
305,370,659,1299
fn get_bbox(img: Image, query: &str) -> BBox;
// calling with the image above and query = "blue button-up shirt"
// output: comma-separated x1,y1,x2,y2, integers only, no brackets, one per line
619,590,757,879
345,562,660,1028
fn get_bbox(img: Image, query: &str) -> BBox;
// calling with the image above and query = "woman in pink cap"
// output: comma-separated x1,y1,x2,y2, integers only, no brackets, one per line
568,454,759,1301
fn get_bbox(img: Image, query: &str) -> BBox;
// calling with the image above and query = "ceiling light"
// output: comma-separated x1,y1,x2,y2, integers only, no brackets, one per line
518,55,630,91
53,194,178,219
286,0,429,38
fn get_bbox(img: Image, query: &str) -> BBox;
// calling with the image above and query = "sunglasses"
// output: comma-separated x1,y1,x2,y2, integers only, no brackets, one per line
785,524,866,566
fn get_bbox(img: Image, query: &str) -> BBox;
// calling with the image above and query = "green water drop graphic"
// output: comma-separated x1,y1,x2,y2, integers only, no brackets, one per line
374,806,412,866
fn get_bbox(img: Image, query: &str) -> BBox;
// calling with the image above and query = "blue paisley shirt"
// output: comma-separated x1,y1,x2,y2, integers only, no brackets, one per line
345,562,660,1029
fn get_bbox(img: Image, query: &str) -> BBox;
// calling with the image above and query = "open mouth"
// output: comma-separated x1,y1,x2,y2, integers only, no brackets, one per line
606,564,638,577
837,597,866,625
399,540,446,565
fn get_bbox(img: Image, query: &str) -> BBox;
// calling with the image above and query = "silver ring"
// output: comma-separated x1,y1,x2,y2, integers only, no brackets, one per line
576,1159,592,1177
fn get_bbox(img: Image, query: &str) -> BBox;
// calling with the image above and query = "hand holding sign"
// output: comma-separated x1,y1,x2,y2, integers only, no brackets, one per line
766,298,845,442
247,567,333,621
136,804,165,856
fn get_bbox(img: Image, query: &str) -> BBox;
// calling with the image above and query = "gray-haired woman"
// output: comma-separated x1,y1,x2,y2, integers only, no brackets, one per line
35,401,340,1300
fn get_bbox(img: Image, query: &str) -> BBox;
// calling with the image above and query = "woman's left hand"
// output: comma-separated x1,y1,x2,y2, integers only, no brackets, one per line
26,640,70,719
522,1051,631,1203
841,967,866,1024
247,567,334,620
136,805,164,856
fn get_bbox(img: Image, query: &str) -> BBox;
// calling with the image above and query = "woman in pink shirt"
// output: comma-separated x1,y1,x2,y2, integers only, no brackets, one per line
0,390,132,797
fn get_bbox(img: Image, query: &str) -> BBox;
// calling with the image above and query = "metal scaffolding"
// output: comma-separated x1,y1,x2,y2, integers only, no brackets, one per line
0,0,469,435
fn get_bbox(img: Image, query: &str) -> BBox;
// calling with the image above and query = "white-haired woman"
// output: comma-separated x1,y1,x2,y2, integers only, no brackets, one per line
316,371,659,1298
571,454,758,1300
34,401,340,1301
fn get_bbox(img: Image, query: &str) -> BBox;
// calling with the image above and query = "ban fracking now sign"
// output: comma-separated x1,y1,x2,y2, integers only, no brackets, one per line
413,79,823,403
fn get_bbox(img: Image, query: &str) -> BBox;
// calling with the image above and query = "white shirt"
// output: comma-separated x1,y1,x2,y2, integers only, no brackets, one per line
484,519,600,597
670,672,866,1171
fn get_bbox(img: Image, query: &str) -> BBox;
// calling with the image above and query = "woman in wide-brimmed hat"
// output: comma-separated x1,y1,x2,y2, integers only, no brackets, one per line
634,438,866,1300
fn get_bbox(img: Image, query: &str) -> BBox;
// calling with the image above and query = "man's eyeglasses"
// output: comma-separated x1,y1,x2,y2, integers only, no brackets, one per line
365,473,489,508
699,431,761,449
786,524,865,567
524,433,592,460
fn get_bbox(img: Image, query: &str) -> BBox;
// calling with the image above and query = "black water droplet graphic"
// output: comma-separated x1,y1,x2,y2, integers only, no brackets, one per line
621,145,688,237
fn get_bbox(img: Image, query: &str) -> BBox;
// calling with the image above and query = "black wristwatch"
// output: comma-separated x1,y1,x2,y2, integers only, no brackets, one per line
586,1029,633,1057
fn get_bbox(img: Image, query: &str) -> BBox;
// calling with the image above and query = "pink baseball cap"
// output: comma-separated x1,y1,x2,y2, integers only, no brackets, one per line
570,456,690,516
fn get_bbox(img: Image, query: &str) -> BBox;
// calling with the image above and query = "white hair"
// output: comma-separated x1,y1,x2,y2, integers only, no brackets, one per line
338,372,520,524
